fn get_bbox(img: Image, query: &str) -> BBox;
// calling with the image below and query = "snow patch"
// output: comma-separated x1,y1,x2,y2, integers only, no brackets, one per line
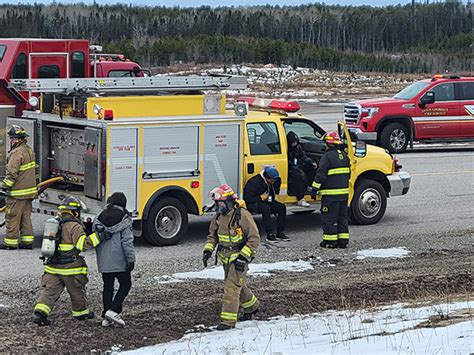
155,260,313,283
125,301,472,355
356,247,410,259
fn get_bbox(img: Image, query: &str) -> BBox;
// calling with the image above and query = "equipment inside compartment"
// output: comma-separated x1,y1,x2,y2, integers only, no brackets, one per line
47,125,86,186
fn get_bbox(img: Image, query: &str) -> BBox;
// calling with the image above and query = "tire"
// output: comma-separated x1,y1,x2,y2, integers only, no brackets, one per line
379,122,409,153
144,197,188,246
350,179,387,225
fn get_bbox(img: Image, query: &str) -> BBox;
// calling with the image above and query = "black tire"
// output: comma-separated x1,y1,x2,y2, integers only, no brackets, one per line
379,122,409,153
144,197,188,246
350,179,387,225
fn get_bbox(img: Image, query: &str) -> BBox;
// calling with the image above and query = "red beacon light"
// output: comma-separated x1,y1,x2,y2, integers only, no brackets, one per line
237,97,301,113
103,109,114,120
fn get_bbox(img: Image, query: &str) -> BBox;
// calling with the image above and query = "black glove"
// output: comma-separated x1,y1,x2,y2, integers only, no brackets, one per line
310,188,318,200
126,262,135,272
202,250,212,268
234,255,248,272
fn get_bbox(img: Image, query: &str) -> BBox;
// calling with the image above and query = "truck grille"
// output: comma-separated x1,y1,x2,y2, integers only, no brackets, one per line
344,104,360,124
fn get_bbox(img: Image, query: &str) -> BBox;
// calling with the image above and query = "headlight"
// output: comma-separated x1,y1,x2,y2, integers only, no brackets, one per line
361,107,379,119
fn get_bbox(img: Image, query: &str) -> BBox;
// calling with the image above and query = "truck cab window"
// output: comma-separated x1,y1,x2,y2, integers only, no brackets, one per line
108,70,134,77
0,45,6,61
71,51,85,78
11,53,27,79
459,82,474,100
38,65,60,78
247,122,281,155
432,83,454,101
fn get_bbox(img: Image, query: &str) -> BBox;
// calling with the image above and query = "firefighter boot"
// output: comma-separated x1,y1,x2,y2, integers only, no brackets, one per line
75,311,95,321
320,241,337,249
0,244,16,250
216,323,235,331
19,244,33,250
33,311,51,326
241,308,259,321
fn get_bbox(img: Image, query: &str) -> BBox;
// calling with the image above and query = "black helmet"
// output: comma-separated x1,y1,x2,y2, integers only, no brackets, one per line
7,125,28,139
59,196,82,212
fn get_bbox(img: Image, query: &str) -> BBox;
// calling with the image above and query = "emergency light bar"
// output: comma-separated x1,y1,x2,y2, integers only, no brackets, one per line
237,97,301,113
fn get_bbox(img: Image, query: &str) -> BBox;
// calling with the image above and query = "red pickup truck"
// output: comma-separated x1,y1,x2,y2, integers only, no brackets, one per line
344,75,474,153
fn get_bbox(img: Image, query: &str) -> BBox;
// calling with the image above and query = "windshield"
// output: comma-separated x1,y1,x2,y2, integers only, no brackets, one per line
0,45,6,61
393,81,430,100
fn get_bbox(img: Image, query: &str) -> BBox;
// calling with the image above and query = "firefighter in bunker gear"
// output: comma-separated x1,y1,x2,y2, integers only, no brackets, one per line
203,184,261,330
0,125,37,250
33,196,101,326
311,131,351,249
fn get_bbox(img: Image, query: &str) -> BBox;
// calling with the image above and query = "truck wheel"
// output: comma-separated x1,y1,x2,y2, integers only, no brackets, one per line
144,197,188,246
380,123,409,153
350,179,387,225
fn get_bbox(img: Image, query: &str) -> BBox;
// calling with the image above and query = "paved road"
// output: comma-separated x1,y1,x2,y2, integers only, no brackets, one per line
2,105,473,277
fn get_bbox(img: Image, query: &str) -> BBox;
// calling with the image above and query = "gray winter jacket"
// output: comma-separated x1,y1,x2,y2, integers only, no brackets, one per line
93,214,136,273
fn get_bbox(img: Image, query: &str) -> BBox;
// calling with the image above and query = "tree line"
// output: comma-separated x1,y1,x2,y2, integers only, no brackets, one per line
0,1,472,73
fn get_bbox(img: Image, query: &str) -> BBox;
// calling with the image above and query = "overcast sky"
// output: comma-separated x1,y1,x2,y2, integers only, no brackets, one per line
0,0,432,7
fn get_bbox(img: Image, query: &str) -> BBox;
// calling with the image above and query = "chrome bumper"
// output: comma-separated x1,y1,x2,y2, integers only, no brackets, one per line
348,128,378,143
388,171,411,197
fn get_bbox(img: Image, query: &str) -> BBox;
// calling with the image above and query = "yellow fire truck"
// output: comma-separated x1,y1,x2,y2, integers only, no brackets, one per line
7,76,410,245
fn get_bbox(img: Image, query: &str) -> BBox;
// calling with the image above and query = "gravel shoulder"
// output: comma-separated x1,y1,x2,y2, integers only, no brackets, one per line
0,232,471,353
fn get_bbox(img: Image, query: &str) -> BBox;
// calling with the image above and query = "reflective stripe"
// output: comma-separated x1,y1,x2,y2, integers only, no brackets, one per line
204,243,215,252
88,233,100,247
44,266,88,276
76,235,87,251
19,161,36,171
312,181,321,189
34,303,51,315
323,234,338,241
220,312,238,321
3,178,14,187
231,235,243,243
240,245,253,258
58,244,74,252
242,295,258,309
328,167,350,175
319,188,349,196
72,309,90,317
218,235,230,243
3,237,18,247
9,187,37,197
219,252,240,265
338,233,350,240
20,235,34,243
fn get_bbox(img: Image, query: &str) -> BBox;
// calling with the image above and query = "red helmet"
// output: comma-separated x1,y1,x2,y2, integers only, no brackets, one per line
209,184,238,201
323,131,342,145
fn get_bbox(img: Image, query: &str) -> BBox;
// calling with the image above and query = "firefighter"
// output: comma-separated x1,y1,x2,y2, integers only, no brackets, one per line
33,196,101,326
0,125,37,250
202,184,260,330
311,131,351,248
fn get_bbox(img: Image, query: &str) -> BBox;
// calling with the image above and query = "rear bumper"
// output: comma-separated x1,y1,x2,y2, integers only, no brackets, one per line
387,171,411,196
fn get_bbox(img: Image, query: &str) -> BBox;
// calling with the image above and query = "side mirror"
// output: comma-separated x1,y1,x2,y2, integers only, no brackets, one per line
420,91,435,107
354,140,367,158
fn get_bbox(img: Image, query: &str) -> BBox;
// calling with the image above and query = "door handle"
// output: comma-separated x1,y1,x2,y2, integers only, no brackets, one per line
247,163,254,174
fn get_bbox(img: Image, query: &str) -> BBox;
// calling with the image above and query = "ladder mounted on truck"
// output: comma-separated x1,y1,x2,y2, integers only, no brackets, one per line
8,75,247,96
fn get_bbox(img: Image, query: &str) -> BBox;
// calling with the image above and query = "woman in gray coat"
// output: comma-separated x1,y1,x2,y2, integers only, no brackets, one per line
93,192,135,327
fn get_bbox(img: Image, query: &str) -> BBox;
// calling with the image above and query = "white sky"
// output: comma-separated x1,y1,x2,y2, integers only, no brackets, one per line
0,0,436,8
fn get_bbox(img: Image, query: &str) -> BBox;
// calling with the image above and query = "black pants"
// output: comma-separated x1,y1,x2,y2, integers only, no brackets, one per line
102,272,132,317
288,166,316,200
247,201,286,236
321,198,349,247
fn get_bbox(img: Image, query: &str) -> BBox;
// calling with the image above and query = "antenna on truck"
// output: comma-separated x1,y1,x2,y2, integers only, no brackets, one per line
8,76,248,96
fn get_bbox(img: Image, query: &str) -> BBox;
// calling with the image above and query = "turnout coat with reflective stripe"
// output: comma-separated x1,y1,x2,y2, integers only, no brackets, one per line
312,147,351,201
45,216,100,276
204,207,260,264
3,142,37,199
